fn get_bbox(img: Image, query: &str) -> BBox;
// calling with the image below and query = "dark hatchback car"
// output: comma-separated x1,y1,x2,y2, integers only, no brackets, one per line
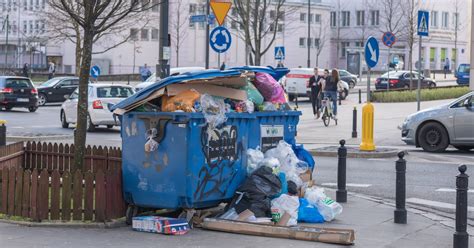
0,76,38,112
338,69,358,88
37,77,79,105
375,71,436,90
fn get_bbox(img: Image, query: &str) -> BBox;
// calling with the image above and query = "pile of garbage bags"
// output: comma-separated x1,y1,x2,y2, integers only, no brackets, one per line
221,140,343,226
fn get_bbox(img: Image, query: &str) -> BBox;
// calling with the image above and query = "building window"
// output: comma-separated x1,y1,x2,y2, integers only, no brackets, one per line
370,10,379,26
309,13,314,23
330,11,336,27
440,48,447,62
299,37,306,48
141,29,149,40
314,38,320,49
29,20,33,34
40,20,45,33
24,0,27,10
189,4,196,14
453,13,459,30
452,48,457,63
341,42,350,57
315,14,321,23
300,13,306,22
429,47,435,62
152,0,159,12
35,20,39,33
270,10,276,19
277,24,283,32
442,12,449,29
341,11,350,27
151,28,158,40
356,10,365,26
355,42,363,47
231,21,237,29
307,38,313,47
431,11,438,27
141,0,149,11
23,21,27,34
130,28,139,40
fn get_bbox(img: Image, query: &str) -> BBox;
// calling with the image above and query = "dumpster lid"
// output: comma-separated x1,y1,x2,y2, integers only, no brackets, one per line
229,66,289,81
111,69,241,112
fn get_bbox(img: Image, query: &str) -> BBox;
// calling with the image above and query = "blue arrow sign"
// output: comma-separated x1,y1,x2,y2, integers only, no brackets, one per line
210,26,232,53
364,36,379,69
417,10,429,36
90,65,101,78
274,46,285,60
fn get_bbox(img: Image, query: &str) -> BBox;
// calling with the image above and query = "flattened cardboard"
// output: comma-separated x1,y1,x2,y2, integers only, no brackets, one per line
202,218,355,245
181,75,247,88
276,212,291,226
237,209,255,221
166,83,247,101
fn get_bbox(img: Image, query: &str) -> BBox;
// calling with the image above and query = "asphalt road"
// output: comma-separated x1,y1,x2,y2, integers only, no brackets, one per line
315,156,474,219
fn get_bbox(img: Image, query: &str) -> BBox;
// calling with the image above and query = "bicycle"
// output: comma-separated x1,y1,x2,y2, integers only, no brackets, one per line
320,96,337,127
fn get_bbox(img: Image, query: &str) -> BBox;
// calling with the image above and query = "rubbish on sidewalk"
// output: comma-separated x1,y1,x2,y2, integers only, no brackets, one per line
201,218,355,245
292,144,316,171
270,194,299,226
132,216,190,235
298,198,325,223
305,187,343,222
247,148,264,174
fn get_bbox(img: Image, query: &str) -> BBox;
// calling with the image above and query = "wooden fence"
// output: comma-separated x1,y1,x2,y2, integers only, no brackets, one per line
0,142,24,170
0,167,125,222
0,141,126,222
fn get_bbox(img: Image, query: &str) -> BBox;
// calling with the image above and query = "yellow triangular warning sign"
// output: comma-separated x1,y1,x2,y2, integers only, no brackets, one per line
210,0,232,26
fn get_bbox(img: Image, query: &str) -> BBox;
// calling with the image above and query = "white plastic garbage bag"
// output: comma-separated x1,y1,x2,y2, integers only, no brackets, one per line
200,94,227,129
265,140,306,187
270,194,300,226
247,148,265,174
305,187,343,222
257,158,280,174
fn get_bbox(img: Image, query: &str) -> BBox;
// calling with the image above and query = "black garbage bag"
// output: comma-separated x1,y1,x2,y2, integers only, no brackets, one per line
231,166,282,217
287,180,298,195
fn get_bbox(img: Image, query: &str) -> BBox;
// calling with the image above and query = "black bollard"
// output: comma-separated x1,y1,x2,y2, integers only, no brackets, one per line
0,121,6,146
453,164,469,248
336,139,347,203
394,151,407,224
358,89,362,104
295,94,299,109
352,107,357,138
339,92,342,106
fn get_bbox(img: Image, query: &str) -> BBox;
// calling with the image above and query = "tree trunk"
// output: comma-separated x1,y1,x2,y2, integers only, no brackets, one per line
73,28,94,171
74,24,82,76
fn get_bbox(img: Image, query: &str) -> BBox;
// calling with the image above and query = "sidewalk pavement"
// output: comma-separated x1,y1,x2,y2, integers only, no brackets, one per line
0,189,471,248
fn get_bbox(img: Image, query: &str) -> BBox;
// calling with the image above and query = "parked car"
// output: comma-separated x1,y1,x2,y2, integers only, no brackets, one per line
375,71,436,90
455,63,470,85
0,76,38,112
134,67,206,91
36,77,80,106
60,84,135,132
338,69,358,88
401,91,474,152
283,68,350,101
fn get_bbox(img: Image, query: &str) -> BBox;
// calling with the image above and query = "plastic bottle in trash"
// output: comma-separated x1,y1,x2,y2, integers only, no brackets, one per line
316,196,343,221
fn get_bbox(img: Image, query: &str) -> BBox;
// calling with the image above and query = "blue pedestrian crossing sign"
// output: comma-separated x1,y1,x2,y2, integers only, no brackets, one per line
274,46,285,60
364,36,379,69
210,26,232,53
90,65,101,78
417,10,429,36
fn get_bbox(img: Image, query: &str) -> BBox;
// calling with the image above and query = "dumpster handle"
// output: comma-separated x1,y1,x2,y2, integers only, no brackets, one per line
153,118,171,144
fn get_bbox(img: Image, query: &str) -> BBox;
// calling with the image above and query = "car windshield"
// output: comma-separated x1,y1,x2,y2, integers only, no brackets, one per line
380,72,405,78
40,78,61,87
458,64,470,73
6,79,33,89
96,86,134,98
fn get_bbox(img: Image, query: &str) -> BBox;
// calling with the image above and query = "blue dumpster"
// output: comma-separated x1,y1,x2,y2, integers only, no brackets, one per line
111,68,299,213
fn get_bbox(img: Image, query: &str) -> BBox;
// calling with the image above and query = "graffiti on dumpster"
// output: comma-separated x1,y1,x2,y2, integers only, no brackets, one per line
194,125,241,200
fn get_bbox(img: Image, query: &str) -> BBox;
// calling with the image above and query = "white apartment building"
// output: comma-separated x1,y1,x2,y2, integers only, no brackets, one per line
323,0,470,72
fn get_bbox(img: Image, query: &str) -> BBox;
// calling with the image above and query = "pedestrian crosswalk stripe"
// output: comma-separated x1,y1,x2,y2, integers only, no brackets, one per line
321,183,372,188
435,188,474,193
406,198,474,212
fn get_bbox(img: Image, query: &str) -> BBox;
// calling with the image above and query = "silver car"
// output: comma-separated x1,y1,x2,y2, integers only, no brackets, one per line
60,84,134,132
401,91,474,152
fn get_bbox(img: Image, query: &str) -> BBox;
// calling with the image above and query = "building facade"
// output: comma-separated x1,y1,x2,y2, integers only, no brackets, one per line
323,0,470,73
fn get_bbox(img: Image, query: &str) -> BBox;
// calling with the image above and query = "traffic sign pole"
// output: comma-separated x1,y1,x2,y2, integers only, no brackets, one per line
367,68,371,102
387,47,390,91
205,0,210,69
417,37,422,111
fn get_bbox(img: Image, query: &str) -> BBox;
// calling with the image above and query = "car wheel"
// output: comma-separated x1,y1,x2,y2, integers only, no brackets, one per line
61,111,69,128
38,94,47,106
107,125,113,129
453,146,473,152
28,106,37,112
86,114,96,132
340,89,348,100
349,81,355,89
417,122,449,152
403,84,410,89
428,82,436,88
5,106,12,111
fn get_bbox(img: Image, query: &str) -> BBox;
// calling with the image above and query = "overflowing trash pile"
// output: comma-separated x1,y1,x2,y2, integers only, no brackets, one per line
221,140,343,226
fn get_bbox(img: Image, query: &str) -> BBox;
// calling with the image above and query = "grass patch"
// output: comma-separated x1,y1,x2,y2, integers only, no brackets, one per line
371,86,471,103
0,213,33,222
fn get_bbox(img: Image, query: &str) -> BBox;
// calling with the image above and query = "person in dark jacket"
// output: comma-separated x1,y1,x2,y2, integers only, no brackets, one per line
308,68,322,118
324,68,340,119
22,63,29,78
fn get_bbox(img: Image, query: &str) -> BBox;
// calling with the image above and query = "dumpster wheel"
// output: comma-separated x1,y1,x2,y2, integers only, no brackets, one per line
125,205,138,225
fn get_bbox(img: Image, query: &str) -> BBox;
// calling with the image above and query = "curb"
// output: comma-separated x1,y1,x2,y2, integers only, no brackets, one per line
0,218,126,229
309,146,403,158
6,135,73,142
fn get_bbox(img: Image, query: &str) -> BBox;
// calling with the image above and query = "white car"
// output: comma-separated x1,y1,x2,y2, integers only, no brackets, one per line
60,84,135,132
283,68,350,101
134,67,206,91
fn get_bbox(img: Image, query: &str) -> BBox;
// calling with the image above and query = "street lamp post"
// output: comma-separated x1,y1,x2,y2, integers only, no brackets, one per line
307,0,310,67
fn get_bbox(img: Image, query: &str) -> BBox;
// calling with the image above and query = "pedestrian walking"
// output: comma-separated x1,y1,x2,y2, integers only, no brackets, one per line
22,63,30,78
324,69,341,119
308,68,322,119
48,62,56,79
444,58,450,74
220,62,226,70
140,64,152,82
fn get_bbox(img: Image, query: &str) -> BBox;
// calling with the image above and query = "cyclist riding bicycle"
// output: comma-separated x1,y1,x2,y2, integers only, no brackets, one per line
323,69,344,120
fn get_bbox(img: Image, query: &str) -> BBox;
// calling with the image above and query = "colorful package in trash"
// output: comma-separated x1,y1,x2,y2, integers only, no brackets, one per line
132,216,190,235
254,72,286,103
162,89,200,112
